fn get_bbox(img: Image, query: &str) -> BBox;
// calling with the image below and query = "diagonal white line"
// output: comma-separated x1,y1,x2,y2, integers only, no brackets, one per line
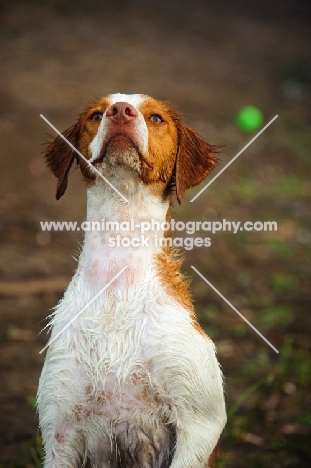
39,265,129,354
191,266,279,353
40,114,129,203
190,115,278,202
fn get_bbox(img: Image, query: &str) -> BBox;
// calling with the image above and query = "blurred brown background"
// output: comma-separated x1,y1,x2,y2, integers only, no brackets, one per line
0,0,311,466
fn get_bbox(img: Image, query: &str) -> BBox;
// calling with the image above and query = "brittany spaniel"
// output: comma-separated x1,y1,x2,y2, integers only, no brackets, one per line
37,93,226,467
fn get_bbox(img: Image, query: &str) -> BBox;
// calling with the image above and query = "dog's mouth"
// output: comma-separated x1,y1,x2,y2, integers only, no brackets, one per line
92,133,153,171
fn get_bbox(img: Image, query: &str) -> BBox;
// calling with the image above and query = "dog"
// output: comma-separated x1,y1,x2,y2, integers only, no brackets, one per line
37,93,226,467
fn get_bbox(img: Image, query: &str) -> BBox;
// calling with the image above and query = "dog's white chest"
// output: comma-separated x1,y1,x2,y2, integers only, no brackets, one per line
42,266,177,416
68,309,164,426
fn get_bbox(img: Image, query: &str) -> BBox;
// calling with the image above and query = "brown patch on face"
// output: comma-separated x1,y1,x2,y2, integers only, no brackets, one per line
139,98,178,188
44,97,111,199
77,97,111,163
138,96,218,203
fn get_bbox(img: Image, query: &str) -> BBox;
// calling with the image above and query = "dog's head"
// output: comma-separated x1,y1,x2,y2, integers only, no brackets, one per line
45,93,218,203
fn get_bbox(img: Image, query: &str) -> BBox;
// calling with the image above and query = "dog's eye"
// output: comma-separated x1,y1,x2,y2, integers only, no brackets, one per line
150,114,163,124
91,112,103,121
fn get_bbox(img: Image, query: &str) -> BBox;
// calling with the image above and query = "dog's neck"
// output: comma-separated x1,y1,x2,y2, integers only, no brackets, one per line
86,178,169,224
78,179,170,285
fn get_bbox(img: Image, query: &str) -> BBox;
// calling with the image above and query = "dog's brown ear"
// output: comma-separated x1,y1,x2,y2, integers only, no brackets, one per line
45,124,80,199
175,123,218,204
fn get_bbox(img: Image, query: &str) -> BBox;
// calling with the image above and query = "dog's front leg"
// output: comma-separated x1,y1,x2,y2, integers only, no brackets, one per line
163,334,226,468
170,414,225,468
41,422,85,468
37,355,88,468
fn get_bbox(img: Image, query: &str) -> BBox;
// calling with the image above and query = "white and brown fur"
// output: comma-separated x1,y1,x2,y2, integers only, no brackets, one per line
37,93,226,467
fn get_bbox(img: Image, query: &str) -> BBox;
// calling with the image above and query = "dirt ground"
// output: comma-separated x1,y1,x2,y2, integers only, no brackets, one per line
0,0,311,466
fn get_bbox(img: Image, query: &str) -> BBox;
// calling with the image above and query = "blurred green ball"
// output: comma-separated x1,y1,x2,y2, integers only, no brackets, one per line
235,106,264,132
